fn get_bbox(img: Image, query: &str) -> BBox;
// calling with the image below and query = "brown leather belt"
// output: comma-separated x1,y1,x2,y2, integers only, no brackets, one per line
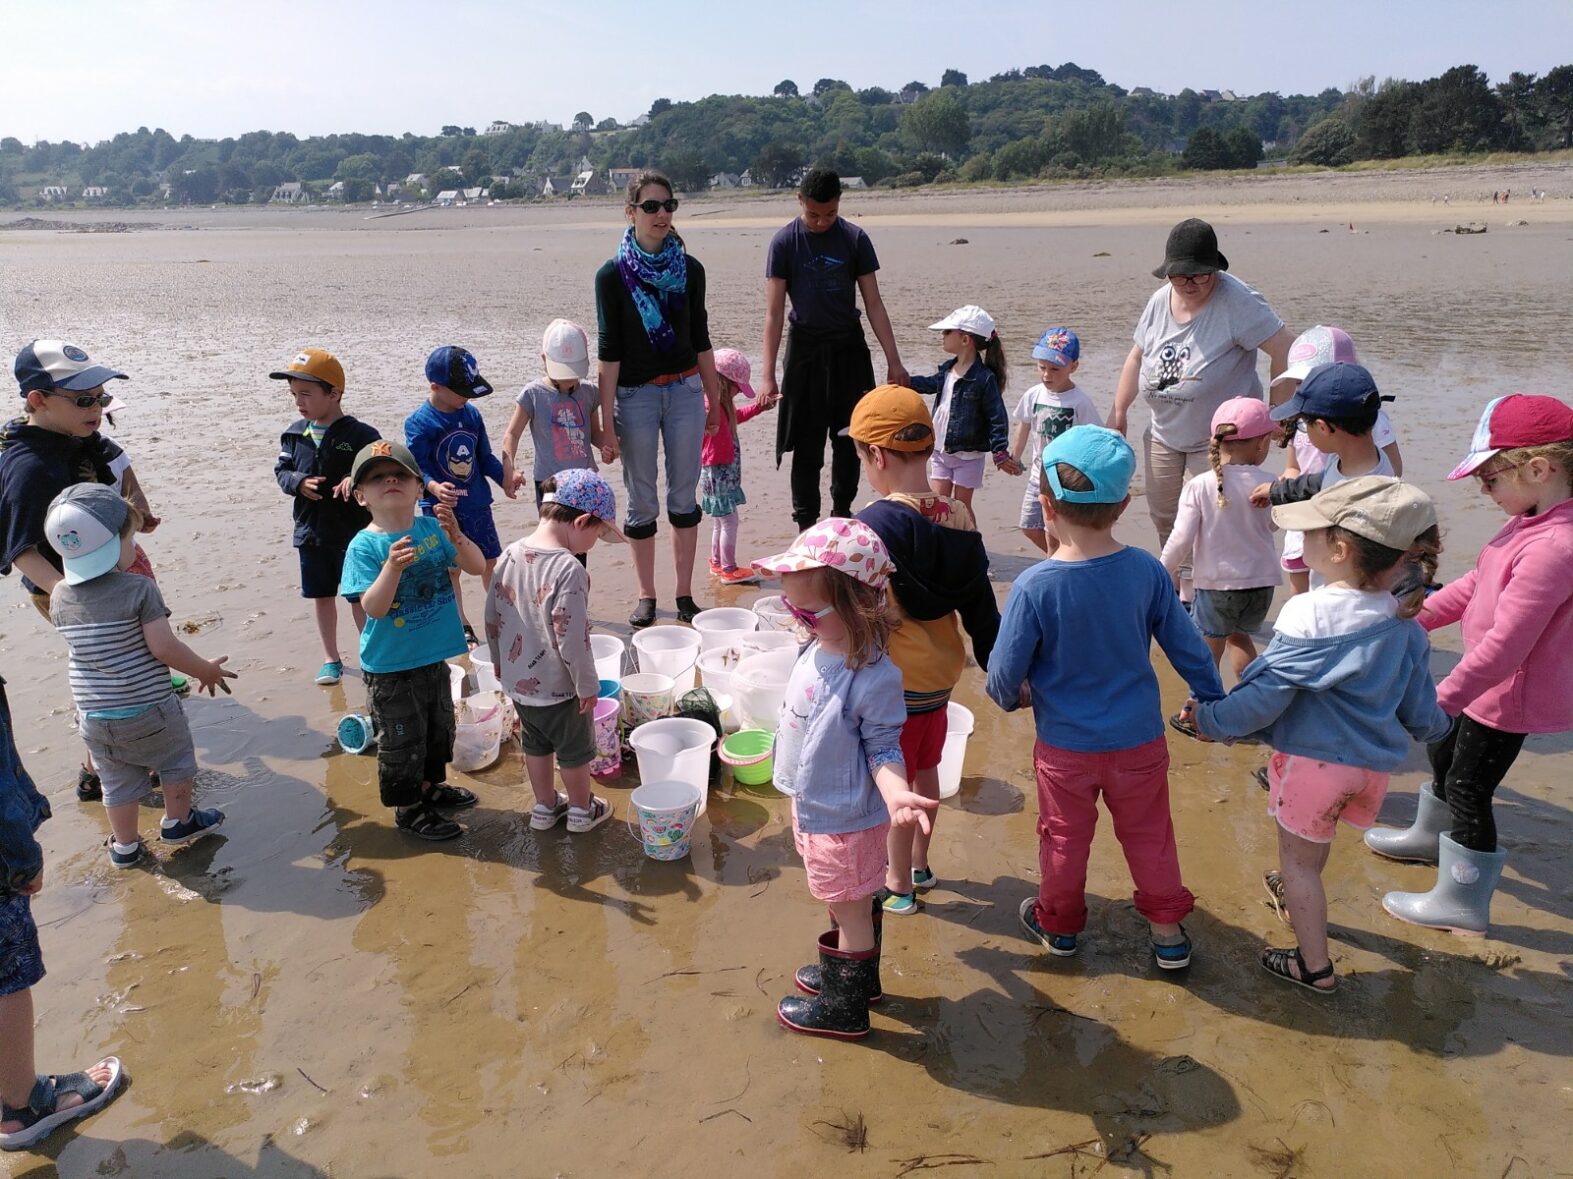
648,365,700,387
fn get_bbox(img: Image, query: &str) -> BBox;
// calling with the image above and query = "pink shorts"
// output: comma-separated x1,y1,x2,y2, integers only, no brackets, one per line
928,450,986,489
792,806,890,903
900,708,948,776
1267,752,1389,843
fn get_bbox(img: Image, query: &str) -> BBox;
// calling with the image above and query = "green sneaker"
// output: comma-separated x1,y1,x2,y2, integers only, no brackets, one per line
912,867,938,892
878,888,918,916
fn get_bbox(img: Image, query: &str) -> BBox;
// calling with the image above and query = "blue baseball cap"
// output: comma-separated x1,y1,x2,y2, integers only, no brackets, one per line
1270,361,1380,422
1031,328,1080,367
1042,425,1135,504
15,340,127,395
424,345,493,398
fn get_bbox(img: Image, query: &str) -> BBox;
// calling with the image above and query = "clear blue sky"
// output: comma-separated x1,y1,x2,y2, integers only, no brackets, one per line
8,0,1568,143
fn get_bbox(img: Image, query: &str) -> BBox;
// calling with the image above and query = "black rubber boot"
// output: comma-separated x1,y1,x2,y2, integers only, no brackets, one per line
777,940,878,1039
794,930,884,1003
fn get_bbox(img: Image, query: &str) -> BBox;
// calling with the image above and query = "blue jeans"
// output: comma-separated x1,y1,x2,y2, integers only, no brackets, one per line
613,373,705,539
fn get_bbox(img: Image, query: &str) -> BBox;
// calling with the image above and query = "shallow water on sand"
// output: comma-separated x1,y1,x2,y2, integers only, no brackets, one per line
2,203,1570,1177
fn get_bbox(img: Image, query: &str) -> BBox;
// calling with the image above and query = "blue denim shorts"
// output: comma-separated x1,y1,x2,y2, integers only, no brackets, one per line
1190,586,1275,639
612,373,705,537
0,892,45,997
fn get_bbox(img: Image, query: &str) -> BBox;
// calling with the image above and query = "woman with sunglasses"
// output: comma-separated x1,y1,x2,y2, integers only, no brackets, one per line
1106,219,1294,606
594,170,722,628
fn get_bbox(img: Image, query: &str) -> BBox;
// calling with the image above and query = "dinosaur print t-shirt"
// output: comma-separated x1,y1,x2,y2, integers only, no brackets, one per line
1133,271,1283,453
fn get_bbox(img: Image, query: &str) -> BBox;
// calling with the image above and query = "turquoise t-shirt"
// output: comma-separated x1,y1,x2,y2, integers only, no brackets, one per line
340,515,465,674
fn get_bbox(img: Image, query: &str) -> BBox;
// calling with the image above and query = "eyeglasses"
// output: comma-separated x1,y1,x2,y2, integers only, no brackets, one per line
635,198,679,214
1169,274,1211,287
1475,461,1522,492
45,390,114,409
781,594,835,632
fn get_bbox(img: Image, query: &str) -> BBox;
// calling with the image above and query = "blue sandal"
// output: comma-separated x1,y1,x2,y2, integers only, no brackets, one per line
0,1057,125,1152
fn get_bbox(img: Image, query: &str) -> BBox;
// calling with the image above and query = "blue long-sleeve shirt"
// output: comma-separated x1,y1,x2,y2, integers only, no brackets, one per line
0,677,50,896
986,547,1225,753
1195,616,1451,770
404,401,505,515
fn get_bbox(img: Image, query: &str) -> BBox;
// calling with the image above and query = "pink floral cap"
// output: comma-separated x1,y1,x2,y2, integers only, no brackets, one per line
752,518,892,589
712,348,755,400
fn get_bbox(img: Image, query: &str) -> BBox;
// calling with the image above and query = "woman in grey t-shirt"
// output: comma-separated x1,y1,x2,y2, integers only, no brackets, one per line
1107,219,1293,594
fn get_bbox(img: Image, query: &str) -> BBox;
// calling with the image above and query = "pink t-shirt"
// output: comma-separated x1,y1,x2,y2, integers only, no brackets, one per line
1161,464,1281,591
1420,497,1573,733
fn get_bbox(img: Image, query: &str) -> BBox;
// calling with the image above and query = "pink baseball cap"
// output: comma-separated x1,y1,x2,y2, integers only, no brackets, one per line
712,348,755,399
541,318,590,381
1449,394,1573,479
1271,325,1357,387
752,518,892,589
1212,397,1275,440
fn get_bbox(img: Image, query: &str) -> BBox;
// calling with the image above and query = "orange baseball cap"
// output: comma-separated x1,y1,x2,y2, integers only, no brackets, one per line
842,384,935,452
269,347,345,391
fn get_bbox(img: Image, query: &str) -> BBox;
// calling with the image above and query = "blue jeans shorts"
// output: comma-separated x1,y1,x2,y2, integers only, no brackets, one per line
0,892,45,997
1190,586,1275,639
612,373,705,539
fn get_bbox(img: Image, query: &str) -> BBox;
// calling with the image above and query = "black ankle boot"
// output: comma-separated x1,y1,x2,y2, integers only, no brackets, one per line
794,930,884,1003
778,940,878,1039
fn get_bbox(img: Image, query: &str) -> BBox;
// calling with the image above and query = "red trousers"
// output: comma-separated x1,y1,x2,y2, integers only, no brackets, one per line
1031,736,1195,934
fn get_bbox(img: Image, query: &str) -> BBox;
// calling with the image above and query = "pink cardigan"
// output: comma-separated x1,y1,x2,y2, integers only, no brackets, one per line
701,398,765,468
1420,497,1573,733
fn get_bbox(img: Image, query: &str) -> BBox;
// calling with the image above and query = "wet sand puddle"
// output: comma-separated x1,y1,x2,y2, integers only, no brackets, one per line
1,201,1570,1176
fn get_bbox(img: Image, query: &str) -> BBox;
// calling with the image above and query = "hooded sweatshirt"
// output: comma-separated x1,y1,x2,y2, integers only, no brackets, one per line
1195,591,1451,769
857,492,999,713
0,418,118,586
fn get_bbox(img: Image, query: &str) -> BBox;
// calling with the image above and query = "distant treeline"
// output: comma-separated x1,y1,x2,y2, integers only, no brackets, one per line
3,61,1569,206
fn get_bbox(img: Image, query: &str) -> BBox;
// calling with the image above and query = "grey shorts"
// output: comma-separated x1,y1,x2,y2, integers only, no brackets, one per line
1190,587,1275,639
78,695,198,806
513,697,595,768
1019,473,1045,530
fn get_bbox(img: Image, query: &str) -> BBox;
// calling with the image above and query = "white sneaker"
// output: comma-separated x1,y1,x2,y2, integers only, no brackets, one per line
529,792,569,831
566,796,613,833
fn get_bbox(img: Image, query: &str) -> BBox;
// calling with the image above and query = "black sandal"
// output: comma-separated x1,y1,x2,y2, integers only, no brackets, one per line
1262,870,1293,928
423,782,478,810
1167,711,1201,740
1260,946,1337,993
462,624,479,648
675,596,703,624
76,766,102,803
1252,764,1271,792
395,803,462,842
629,598,657,629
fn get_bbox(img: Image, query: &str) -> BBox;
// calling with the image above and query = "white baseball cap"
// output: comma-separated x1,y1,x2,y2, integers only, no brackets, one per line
1271,325,1357,387
45,483,129,585
542,318,590,381
928,305,997,340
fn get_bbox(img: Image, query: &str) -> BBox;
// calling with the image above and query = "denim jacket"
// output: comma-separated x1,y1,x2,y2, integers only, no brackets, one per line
771,646,907,835
0,678,50,897
910,357,1010,457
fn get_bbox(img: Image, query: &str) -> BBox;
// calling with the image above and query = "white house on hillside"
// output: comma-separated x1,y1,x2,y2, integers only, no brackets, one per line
435,189,459,206
484,121,515,136
271,182,306,203
82,186,109,198
541,176,573,197
40,186,69,201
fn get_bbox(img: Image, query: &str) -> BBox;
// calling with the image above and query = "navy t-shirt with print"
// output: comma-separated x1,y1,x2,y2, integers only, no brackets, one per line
765,218,879,336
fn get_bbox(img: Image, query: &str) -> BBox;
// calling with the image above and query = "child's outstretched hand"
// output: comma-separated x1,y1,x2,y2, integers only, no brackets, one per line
887,789,940,835
1248,482,1272,508
299,475,325,501
429,481,464,509
139,511,162,533
331,476,354,501
385,535,417,572
197,656,237,696
433,503,463,544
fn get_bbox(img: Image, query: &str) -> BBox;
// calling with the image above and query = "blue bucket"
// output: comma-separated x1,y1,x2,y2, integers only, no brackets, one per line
598,678,622,700
337,713,377,754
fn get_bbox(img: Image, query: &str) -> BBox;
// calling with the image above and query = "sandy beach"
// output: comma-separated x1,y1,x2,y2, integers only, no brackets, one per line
2,166,1570,1178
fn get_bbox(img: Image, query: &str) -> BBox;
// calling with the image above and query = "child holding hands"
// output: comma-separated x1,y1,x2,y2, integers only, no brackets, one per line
752,520,938,1039
911,305,1021,508
341,441,485,842
701,348,775,584
486,469,627,835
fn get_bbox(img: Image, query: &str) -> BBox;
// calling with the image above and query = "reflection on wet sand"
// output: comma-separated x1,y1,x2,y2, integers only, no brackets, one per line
3,199,1570,1176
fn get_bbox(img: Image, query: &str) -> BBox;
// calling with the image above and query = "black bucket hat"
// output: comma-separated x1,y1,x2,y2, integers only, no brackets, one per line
1152,218,1229,278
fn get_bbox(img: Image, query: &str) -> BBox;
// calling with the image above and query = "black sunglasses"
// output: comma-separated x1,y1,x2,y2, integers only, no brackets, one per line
47,390,114,409
635,198,679,214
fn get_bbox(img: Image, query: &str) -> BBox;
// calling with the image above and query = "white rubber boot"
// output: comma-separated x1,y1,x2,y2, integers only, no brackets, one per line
1382,833,1506,937
1364,781,1450,864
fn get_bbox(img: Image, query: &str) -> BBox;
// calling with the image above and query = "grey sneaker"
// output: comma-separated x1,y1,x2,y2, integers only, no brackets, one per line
159,806,226,845
530,791,569,831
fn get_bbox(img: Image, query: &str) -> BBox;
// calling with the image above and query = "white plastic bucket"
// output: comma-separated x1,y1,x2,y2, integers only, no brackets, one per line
690,607,758,653
449,663,466,703
590,697,622,778
628,779,703,861
740,630,801,657
469,648,499,694
732,649,798,731
632,626,701,693
752,595,798,634
629,717,715,816
621,672,675,727
936,702,976,800
453,692,506,772
697,647,744,697
591,634,626,684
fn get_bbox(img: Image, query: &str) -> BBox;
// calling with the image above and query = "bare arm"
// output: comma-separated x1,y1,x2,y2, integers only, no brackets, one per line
1010,421,1031,465
142,617,235,694
1382,441,1404,477
696,349,722,436
1108,344,1144,435
502,404,530,493
597,359,621,463
857,272,907,387
1261,325,1295,406
120,466,160,531
13,548,61,594
759,276,788,404
435,504,486,576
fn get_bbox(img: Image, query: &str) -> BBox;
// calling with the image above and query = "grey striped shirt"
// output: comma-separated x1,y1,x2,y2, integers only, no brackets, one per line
50,572,174,716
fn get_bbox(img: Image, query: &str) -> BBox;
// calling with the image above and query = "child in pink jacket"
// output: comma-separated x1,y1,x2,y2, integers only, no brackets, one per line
700,349,776,584
1369,394,1573,936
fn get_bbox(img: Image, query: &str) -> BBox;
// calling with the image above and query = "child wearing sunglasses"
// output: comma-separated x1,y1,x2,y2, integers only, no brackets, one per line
752,519,937,1040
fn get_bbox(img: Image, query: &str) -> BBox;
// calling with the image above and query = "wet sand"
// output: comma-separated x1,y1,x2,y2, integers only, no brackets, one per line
2,176,1571,1177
